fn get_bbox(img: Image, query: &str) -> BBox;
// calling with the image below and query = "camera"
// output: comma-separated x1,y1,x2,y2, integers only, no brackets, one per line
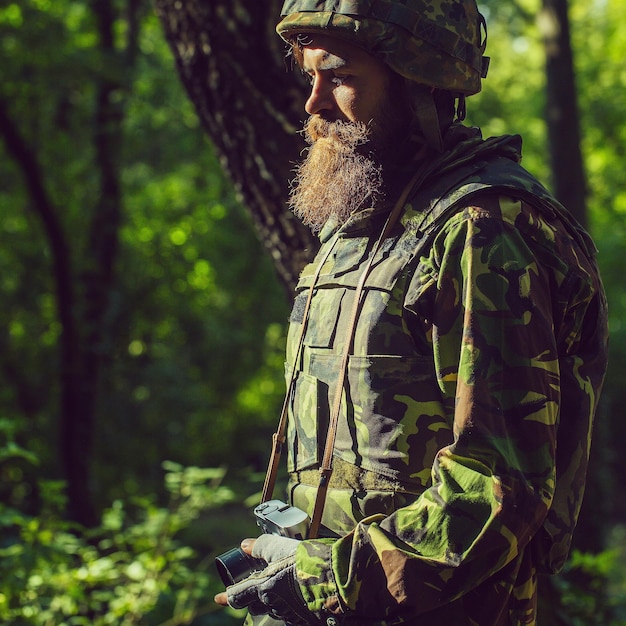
215,499,310,586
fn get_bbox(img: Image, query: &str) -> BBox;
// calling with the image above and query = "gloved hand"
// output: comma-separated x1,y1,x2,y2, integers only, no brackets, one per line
252,534,300,562
225,535,320,625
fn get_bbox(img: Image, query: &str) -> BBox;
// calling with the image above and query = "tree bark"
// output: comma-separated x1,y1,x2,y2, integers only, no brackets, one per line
153,0,317,293
538,0,587,227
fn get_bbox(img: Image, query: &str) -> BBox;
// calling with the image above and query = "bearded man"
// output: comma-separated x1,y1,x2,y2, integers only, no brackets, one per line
215,1,609,625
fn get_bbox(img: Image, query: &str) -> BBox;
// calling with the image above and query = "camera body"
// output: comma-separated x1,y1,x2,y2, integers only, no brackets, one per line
253,499,309,540
215,500,310,586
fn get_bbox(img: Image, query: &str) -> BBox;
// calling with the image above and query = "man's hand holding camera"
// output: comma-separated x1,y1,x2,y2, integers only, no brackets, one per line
214,534,313,623
214,500,322,625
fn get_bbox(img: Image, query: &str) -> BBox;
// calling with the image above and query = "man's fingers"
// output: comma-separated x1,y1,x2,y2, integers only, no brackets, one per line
214,591,229,606
240,537,256,555
214,538,259,610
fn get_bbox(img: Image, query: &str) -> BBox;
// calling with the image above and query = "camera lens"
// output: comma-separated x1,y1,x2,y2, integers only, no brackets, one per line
215,547,266,586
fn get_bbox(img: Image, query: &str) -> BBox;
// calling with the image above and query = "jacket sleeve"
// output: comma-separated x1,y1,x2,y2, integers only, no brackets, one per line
292,197,588,622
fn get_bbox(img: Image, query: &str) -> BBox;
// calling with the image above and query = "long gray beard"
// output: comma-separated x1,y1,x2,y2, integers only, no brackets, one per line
288,119,384,233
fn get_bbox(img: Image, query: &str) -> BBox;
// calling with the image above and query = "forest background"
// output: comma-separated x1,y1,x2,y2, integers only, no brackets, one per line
1,0,625,624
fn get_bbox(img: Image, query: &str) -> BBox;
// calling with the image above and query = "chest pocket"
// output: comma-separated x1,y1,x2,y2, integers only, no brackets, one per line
289,288,346,350
289,233,412,356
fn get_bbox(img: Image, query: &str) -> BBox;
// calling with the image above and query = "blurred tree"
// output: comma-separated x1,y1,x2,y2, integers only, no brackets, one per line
539,0,587,226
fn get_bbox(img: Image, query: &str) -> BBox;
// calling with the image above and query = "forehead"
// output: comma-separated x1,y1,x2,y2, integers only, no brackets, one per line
299,34,385,72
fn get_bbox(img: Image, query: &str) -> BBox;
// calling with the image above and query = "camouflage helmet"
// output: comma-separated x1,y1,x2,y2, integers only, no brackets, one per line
276,0,489,96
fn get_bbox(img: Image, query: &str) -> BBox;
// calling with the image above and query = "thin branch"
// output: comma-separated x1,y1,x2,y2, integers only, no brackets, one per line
0,95,78,388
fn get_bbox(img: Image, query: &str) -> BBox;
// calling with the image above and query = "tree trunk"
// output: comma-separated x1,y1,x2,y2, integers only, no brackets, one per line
65,0,130,528
538,0,587,227
0,97,95,524
153,0,317,293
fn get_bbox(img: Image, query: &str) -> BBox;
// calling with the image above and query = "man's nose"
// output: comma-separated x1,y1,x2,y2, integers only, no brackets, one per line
305,77,334,116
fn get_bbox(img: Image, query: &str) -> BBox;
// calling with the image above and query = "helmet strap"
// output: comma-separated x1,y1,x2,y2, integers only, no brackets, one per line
410,84,444,153
456,95,467,122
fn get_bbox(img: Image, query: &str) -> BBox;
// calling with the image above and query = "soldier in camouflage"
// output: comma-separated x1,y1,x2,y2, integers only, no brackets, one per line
214,1,609,624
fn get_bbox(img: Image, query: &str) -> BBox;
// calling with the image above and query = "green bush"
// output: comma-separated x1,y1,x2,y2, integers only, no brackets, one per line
0,460,246,626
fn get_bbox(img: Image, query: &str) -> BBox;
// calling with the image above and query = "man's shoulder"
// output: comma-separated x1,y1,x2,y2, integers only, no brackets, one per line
401,152,597,264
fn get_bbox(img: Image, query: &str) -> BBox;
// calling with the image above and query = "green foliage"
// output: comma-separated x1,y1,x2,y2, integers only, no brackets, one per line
0,461,245,625
544,534,626,626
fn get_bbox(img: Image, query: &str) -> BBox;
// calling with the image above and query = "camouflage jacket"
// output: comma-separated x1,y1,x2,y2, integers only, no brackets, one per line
269,127,608,626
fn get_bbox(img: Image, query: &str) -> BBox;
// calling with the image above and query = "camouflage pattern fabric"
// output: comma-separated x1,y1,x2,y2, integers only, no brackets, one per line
276,0,489,94
257,126,608,626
